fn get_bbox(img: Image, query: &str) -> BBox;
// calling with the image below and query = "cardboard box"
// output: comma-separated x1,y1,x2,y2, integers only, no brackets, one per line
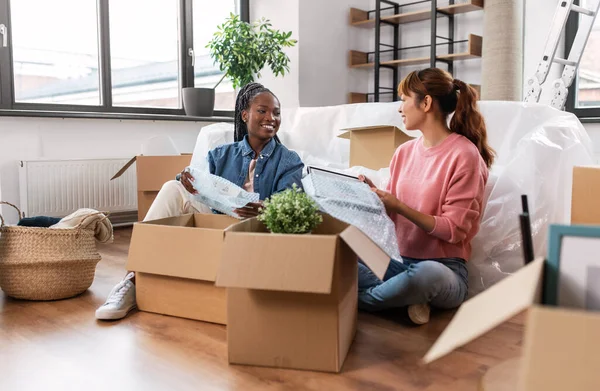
338,125,413,170
571,165,600,224
215,214,391,373
423,257,600,390
111,154,192,221
127,213,238,325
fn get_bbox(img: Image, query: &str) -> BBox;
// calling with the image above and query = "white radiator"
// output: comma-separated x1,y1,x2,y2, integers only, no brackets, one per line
19,158,137,221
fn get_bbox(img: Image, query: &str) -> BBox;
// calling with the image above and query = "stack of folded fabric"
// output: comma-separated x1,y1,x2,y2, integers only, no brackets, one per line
17,216,62,227
50,208,113,243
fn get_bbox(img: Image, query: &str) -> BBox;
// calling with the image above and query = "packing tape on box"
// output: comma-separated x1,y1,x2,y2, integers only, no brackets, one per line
187,167,260,219
302,171,402,263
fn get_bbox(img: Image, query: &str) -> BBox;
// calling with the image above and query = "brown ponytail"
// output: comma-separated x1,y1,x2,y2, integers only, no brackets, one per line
398,68,495,168
450,78,494,168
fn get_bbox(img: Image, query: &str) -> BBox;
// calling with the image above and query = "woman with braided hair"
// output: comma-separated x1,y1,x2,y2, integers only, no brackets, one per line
96,82,304,321
142,82,304,220
358,68,494,325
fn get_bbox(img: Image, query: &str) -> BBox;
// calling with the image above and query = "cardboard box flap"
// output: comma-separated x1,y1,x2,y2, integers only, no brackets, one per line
110,154,192,184
216,219,338,294
136,155,192,192
571,166,600,225
111,156,137,180
423,257,545,364
142,213,196,227
127,214,232,282
519,306,600,390
338,125,400,139
339,226,390,280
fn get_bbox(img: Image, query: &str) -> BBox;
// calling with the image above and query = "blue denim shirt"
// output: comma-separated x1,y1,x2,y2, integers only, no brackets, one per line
208,136,304,200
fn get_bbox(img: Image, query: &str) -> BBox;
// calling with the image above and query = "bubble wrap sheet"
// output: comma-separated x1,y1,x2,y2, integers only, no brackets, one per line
302,171,402,263
187,167,260,219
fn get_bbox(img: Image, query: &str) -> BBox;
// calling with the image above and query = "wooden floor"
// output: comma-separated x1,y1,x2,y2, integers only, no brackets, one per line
0,227,524,391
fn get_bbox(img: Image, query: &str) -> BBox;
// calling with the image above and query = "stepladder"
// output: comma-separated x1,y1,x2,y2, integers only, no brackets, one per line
524,0,599,110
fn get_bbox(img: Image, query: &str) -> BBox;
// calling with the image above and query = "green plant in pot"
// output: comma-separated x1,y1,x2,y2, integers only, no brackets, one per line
257,184,323,234
182,13,297,117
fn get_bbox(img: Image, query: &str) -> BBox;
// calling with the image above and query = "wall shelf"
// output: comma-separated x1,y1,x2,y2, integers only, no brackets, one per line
349,34,482,69
350,0,484,28
347,0,485,103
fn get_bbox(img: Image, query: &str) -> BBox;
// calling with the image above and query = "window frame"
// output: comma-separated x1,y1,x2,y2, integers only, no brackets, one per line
0,0,248,121
565,0,600,122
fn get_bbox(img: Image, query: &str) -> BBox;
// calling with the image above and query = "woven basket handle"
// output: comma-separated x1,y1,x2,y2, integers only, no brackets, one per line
0,201,23,227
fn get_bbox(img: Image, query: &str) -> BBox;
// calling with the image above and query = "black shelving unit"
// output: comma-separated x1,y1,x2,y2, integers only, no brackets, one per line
370,0,456,102
349,0,484,103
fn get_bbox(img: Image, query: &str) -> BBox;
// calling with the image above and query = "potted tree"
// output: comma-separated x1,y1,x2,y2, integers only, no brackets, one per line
182,13,297,117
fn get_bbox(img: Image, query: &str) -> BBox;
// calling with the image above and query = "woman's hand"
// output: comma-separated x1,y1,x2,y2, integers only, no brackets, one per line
372,188,436,233
359,174,398,213
179,170,198,195
372,188,400,215
234,202,264,219
358,174,376,189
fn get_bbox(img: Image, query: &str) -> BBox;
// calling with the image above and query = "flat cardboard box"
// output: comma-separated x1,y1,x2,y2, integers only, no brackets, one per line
127,213,238,325
423,257,600,390
571,165,600,224
215,214,391,373
111,154,192,221
338,125,413,170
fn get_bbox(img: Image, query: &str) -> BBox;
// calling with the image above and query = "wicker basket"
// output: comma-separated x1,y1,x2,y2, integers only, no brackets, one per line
0,201,102,301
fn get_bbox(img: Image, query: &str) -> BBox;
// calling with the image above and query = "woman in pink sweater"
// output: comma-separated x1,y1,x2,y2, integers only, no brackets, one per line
358,68,495,325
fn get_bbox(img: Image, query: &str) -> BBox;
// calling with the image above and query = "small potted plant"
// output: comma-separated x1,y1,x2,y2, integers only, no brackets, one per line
183,13,297,117
257,184,323,234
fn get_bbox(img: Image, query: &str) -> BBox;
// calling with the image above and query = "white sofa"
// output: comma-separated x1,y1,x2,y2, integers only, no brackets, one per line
192,101,594,297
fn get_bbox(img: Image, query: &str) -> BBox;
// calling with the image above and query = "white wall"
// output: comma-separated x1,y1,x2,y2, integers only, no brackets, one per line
249,0,300,108
298,0,372,106
0,117,210,223
250,0,371,107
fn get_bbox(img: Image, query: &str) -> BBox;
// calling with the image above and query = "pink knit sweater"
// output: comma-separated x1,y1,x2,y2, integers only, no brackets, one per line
386,132,488,261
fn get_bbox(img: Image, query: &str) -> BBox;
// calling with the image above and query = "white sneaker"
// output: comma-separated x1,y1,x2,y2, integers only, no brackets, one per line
408,303,430,325
95,272,137,320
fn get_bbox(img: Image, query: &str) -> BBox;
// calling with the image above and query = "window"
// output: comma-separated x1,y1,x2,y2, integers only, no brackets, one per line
0,0,247,118
109,0,180,109
193,0,238,111
11,0,101,105
566,0,600,120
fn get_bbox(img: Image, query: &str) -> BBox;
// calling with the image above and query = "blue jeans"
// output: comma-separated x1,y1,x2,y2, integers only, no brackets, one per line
358,257,468,311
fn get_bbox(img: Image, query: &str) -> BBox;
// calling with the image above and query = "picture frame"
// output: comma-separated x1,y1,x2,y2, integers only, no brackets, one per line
307,166,360,181
545,224,600,310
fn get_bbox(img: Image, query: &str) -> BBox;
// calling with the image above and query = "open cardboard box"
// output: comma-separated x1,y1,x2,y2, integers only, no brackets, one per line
111,154,192,221
215,214,391,373
127,213,238,325
571,165,600,225
423,256,600,390
338,125,413,170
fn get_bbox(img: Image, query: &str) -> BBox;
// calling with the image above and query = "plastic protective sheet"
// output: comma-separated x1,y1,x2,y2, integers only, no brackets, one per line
302,170,402,262
187,167,259,219
191,101,594,297
190,122,234,171
467,102,594,296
